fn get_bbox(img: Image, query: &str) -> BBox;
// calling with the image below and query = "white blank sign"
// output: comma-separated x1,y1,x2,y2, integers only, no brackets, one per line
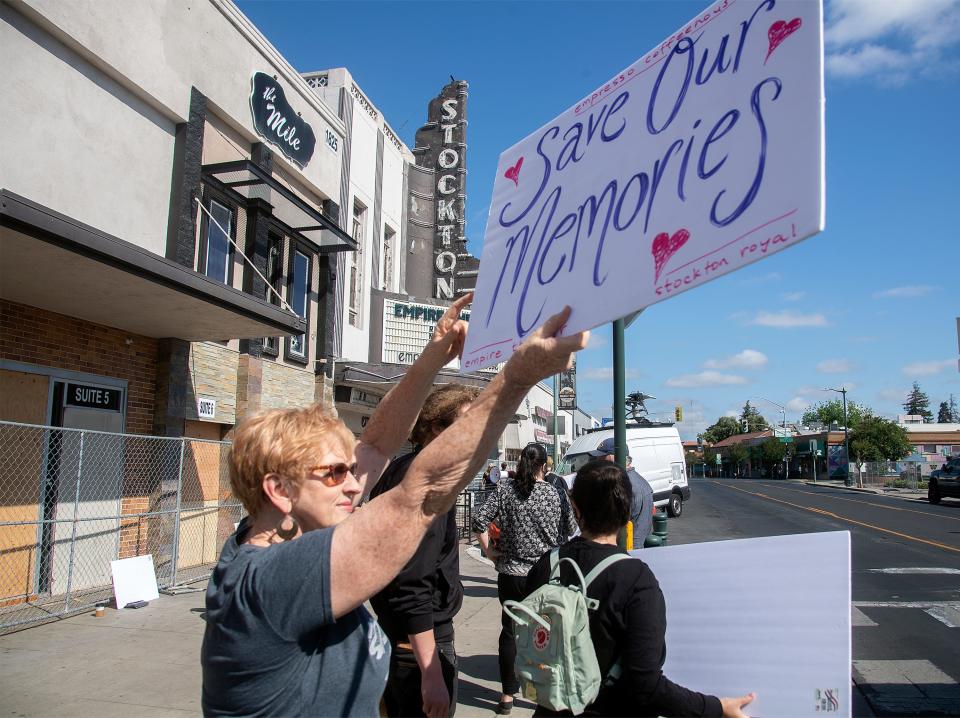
111,554,160,609
632,531,851,717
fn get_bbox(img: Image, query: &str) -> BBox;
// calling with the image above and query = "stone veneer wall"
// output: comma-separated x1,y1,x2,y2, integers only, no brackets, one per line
260,360,316,411
188,343,240,424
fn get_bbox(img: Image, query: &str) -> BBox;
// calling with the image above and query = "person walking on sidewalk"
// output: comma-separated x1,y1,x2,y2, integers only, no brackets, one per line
201,300,589,717
587,438,654,549
473,442,578,715
525,459,756,718
370,384,481,718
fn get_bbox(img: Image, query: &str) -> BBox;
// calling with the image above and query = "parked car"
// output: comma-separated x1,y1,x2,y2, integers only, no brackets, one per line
928,457,960,504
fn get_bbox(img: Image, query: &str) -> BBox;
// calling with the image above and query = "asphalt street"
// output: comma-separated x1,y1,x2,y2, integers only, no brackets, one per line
669,479,960,717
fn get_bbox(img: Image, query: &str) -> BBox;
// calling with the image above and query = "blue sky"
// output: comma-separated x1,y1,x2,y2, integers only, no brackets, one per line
239,0,960,438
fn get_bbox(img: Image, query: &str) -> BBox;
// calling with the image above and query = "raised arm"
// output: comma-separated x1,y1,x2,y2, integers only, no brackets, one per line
356,293,473,496
331,307,588,618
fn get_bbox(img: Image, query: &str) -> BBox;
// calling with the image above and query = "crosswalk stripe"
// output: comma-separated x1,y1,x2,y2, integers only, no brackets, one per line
863,567,960,574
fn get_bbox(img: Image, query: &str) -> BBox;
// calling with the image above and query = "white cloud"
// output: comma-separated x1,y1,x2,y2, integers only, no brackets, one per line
751,311,829,328
581,367,640,381
739,272,782,286
878,387,908,402
585,333,609,351
902,359,954,376
787,397,812,413
817,359,855,374
826,0,960,81
704,349,768,370
665,371,748,388
782,291,806,302
872,285,938,298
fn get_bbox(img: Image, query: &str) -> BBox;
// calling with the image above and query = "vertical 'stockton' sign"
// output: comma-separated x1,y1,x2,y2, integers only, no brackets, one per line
414,80,473,300
463,0,825,370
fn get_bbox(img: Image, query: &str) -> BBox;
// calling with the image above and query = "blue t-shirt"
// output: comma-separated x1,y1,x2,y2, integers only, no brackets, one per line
201,519,390,716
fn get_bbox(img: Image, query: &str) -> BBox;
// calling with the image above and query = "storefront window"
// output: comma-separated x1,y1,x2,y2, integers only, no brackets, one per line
383,225,395,291
289,249,309,358
263,234,283,354
349,202,365,327
204,199,232,283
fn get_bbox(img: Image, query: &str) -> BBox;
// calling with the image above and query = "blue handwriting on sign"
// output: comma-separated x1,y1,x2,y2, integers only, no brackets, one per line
485,0,782,338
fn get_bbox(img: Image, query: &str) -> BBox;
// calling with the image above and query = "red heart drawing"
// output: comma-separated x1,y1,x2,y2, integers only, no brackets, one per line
766,18,801,64
651,229,690,282
504,157,524,187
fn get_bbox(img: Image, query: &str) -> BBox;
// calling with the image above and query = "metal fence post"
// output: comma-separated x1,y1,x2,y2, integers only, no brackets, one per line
169,438,186,588
63,430,85,612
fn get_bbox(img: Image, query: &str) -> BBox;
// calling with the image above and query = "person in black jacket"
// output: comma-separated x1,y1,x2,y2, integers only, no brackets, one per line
525,460,756,718
370,383,481,718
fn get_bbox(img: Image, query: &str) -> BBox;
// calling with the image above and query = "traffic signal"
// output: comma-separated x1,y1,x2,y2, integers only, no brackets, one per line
675,406,683,422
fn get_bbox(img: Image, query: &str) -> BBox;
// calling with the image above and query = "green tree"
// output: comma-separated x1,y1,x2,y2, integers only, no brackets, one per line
801,399,871,429
727,443,749,476
849,417,912,462
938,401,952,424
740,401,770,432
703,416,740,444
759,437,787,474
902,382,933,422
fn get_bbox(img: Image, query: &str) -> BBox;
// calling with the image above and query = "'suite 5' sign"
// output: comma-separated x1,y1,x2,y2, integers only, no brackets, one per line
249,72,317,168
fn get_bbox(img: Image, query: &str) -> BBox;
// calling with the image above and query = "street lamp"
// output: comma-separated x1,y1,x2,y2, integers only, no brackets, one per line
823,387,851,487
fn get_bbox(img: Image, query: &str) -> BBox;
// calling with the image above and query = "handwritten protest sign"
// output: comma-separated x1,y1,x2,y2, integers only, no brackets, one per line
463,0,824,370
634,531,851,717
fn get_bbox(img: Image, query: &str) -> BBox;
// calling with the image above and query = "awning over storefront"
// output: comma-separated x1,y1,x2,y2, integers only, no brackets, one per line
337,362,493,391
201,160,356,253
0,190,305,341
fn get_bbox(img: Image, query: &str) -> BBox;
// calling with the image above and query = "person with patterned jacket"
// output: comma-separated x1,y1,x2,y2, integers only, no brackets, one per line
473,442,578,715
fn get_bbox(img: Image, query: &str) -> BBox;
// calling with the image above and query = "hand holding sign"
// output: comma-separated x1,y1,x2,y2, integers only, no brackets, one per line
425,291,473,365
502,306,589,389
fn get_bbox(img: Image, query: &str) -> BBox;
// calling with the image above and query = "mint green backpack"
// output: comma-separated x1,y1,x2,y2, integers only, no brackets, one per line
503,550,629,714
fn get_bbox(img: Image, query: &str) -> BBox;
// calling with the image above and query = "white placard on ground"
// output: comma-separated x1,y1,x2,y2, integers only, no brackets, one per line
110,554,160,609
632,531,851,717
463,0,825,370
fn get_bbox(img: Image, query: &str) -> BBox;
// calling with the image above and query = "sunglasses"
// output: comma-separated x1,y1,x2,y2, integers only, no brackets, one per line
306,462,358,487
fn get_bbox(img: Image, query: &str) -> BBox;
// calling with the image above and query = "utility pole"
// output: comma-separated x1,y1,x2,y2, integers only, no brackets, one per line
552,372,559,466
824,387,851,487
613,317,627,548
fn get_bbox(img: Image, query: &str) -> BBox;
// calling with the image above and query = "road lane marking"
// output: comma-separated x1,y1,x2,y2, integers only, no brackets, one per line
710,481,960,553
853,659,956,684
853,601,960,609
863,567,960,574
851,606,878,626
925,606,960,628
782,484,960,521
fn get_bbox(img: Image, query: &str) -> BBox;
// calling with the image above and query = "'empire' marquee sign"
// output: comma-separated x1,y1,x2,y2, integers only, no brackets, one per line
250,72,316,168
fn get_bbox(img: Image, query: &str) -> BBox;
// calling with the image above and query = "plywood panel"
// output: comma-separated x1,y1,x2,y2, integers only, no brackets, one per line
0,370,49,600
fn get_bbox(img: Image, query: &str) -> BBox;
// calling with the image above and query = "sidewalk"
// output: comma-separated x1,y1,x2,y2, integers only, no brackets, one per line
803,479,928,501
0,544,528,717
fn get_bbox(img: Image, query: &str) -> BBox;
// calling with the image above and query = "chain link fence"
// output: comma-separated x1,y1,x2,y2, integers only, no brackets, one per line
851,460,939,490
0,421,242,633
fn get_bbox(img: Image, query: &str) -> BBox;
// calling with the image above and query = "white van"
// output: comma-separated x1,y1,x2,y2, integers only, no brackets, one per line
562,424,690,517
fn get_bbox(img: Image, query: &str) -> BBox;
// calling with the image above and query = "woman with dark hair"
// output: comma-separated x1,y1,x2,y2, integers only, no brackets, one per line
473,442,578,714
524,460,756,717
